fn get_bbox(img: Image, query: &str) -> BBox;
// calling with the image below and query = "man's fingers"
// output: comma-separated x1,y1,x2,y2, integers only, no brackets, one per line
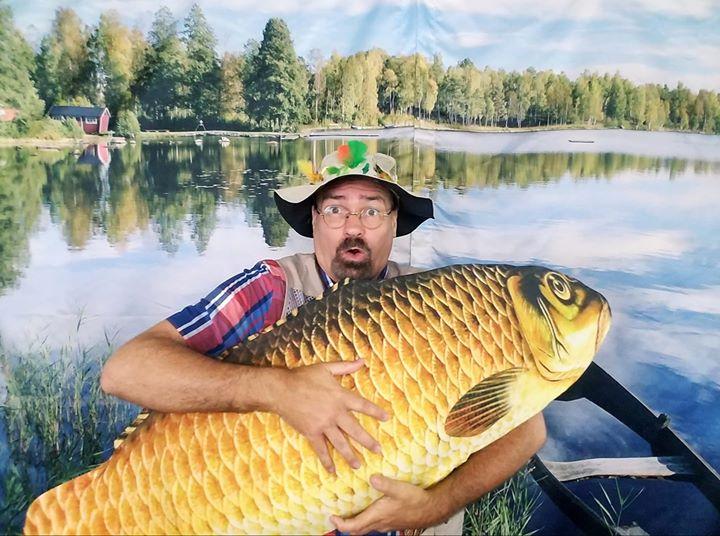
347,394,389,421
330,509,376,535
324,359,365,376
308,436,335,474
325,427,361,469
370,474,406,497
338,414,381,454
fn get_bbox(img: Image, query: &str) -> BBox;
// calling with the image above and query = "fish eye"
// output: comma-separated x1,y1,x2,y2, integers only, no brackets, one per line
546,273,571,301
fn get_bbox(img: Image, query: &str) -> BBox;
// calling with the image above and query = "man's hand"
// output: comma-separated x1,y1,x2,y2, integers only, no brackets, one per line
330,475,438,534
270,359,389,474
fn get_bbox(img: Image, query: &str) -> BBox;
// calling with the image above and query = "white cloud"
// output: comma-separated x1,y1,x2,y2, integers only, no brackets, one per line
452,31,499,48
578,62,720,92
619,285,720,316
420,0,718,19
411,221,691,273
627,0,719,18
422,0,609,20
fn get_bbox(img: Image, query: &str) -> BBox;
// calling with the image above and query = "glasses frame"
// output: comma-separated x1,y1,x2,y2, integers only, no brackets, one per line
315,204,394,230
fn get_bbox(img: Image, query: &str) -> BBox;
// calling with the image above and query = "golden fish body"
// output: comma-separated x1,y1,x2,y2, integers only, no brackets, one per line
24,264,611,535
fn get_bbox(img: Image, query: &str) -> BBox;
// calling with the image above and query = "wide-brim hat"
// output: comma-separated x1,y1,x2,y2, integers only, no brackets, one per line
274,140,434,237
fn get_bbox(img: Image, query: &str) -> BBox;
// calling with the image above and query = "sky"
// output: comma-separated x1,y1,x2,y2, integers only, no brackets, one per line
7,0,720,91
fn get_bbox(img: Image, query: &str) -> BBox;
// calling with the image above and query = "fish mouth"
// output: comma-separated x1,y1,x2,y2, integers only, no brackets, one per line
595,300,612,352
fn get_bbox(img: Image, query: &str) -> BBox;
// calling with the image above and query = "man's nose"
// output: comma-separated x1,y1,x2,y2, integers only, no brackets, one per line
343,212,364,235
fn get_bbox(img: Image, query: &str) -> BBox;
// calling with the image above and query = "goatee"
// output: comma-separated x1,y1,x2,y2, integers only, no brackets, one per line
331,237,374,280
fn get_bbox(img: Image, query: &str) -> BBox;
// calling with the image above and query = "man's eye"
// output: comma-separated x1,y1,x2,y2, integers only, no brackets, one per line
325,206,344,215
364,208,380,217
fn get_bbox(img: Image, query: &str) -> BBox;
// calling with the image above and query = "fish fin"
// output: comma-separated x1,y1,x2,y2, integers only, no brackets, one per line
220,343,265,365
445,367,524,437
114,409,152,450
322,277,353,297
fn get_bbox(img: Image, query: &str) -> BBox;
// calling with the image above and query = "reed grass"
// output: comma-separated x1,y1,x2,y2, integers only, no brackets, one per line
0,335,137,533
591,478,644,534
464,464,541,536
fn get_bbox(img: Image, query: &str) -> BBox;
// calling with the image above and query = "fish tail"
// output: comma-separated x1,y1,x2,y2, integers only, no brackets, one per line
24,470,100,535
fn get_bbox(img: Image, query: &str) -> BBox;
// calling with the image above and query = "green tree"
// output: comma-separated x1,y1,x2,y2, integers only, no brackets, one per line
244,18,308,130
334,50,384,124
115,109,141,137
183,4,220,121
545,72,572,125
505,71,532,128
693,90,719,133
644,84,667,130
628,85,647,128
605,73,628,125
218,52,247,124
379,66,399,116
437,66,464,124
0,1,44,118
83,26,107,105
135,7,188,125
307,49,326,123
574,72,604,125
429,54,445,121
669,82,692,130
34,8,89,107
84,11,144,115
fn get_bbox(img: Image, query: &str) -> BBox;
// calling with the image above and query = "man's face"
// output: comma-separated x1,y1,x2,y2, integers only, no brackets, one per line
312,178,397,281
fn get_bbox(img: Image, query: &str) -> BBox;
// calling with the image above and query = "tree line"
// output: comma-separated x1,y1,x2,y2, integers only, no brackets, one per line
1,1,720,135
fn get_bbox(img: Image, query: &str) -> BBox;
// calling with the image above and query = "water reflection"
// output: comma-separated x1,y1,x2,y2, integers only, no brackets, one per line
0,135,719,533
2,139,719,294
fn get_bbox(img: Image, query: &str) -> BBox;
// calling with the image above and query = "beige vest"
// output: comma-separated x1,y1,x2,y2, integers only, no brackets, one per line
275,252,419,318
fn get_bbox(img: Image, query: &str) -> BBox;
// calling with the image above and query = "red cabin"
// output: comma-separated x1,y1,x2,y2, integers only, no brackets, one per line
48,105,111,134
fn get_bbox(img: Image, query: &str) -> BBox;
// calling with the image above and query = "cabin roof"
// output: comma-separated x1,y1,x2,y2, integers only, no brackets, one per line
48,105,110,118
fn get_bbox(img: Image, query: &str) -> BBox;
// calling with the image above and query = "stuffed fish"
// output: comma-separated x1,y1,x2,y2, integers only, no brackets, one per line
24,264,611,535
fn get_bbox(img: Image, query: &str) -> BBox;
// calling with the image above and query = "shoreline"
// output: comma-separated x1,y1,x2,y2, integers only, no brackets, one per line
1,123,718,150
0,134,126,149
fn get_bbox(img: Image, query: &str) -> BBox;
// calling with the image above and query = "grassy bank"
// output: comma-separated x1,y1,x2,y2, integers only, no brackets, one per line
0,337,137,533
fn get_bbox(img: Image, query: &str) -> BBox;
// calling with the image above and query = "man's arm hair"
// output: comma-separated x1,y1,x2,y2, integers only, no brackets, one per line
100,320,281,413
100,320,388,473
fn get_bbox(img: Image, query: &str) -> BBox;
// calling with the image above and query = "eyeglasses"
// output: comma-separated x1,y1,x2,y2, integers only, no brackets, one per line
317,205,393,229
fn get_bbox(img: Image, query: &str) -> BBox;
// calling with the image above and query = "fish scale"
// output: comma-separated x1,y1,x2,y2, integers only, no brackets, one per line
24,264,610,535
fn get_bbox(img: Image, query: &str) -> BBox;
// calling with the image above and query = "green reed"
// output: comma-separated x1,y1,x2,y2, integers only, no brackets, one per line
464,464,541,536
0,336,137,533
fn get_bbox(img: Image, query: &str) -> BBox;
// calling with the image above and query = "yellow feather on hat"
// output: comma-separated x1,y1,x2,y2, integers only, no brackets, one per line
298,160,323,184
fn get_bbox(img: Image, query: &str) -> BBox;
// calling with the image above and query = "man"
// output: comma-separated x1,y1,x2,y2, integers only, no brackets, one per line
100,140,546,534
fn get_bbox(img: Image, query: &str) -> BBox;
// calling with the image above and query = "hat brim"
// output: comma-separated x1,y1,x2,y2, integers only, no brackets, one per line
274,176,434,238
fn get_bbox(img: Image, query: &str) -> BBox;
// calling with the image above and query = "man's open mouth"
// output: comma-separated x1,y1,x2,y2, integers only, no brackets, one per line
342,247,368,260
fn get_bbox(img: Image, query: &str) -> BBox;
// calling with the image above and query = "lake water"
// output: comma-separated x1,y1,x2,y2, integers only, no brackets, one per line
0,130,718,533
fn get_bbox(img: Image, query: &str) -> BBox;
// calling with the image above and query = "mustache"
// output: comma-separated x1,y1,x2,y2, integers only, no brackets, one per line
336,237,370,255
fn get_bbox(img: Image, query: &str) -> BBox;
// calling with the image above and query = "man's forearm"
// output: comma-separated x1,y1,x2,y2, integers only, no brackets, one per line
428,413,547,523
100,321,282,413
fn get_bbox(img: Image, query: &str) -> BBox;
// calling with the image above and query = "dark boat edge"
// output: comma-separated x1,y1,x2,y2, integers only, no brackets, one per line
530,361,720,534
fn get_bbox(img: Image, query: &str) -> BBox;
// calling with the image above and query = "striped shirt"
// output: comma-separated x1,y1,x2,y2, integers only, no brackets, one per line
168,259,391,356
167,260,286,356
